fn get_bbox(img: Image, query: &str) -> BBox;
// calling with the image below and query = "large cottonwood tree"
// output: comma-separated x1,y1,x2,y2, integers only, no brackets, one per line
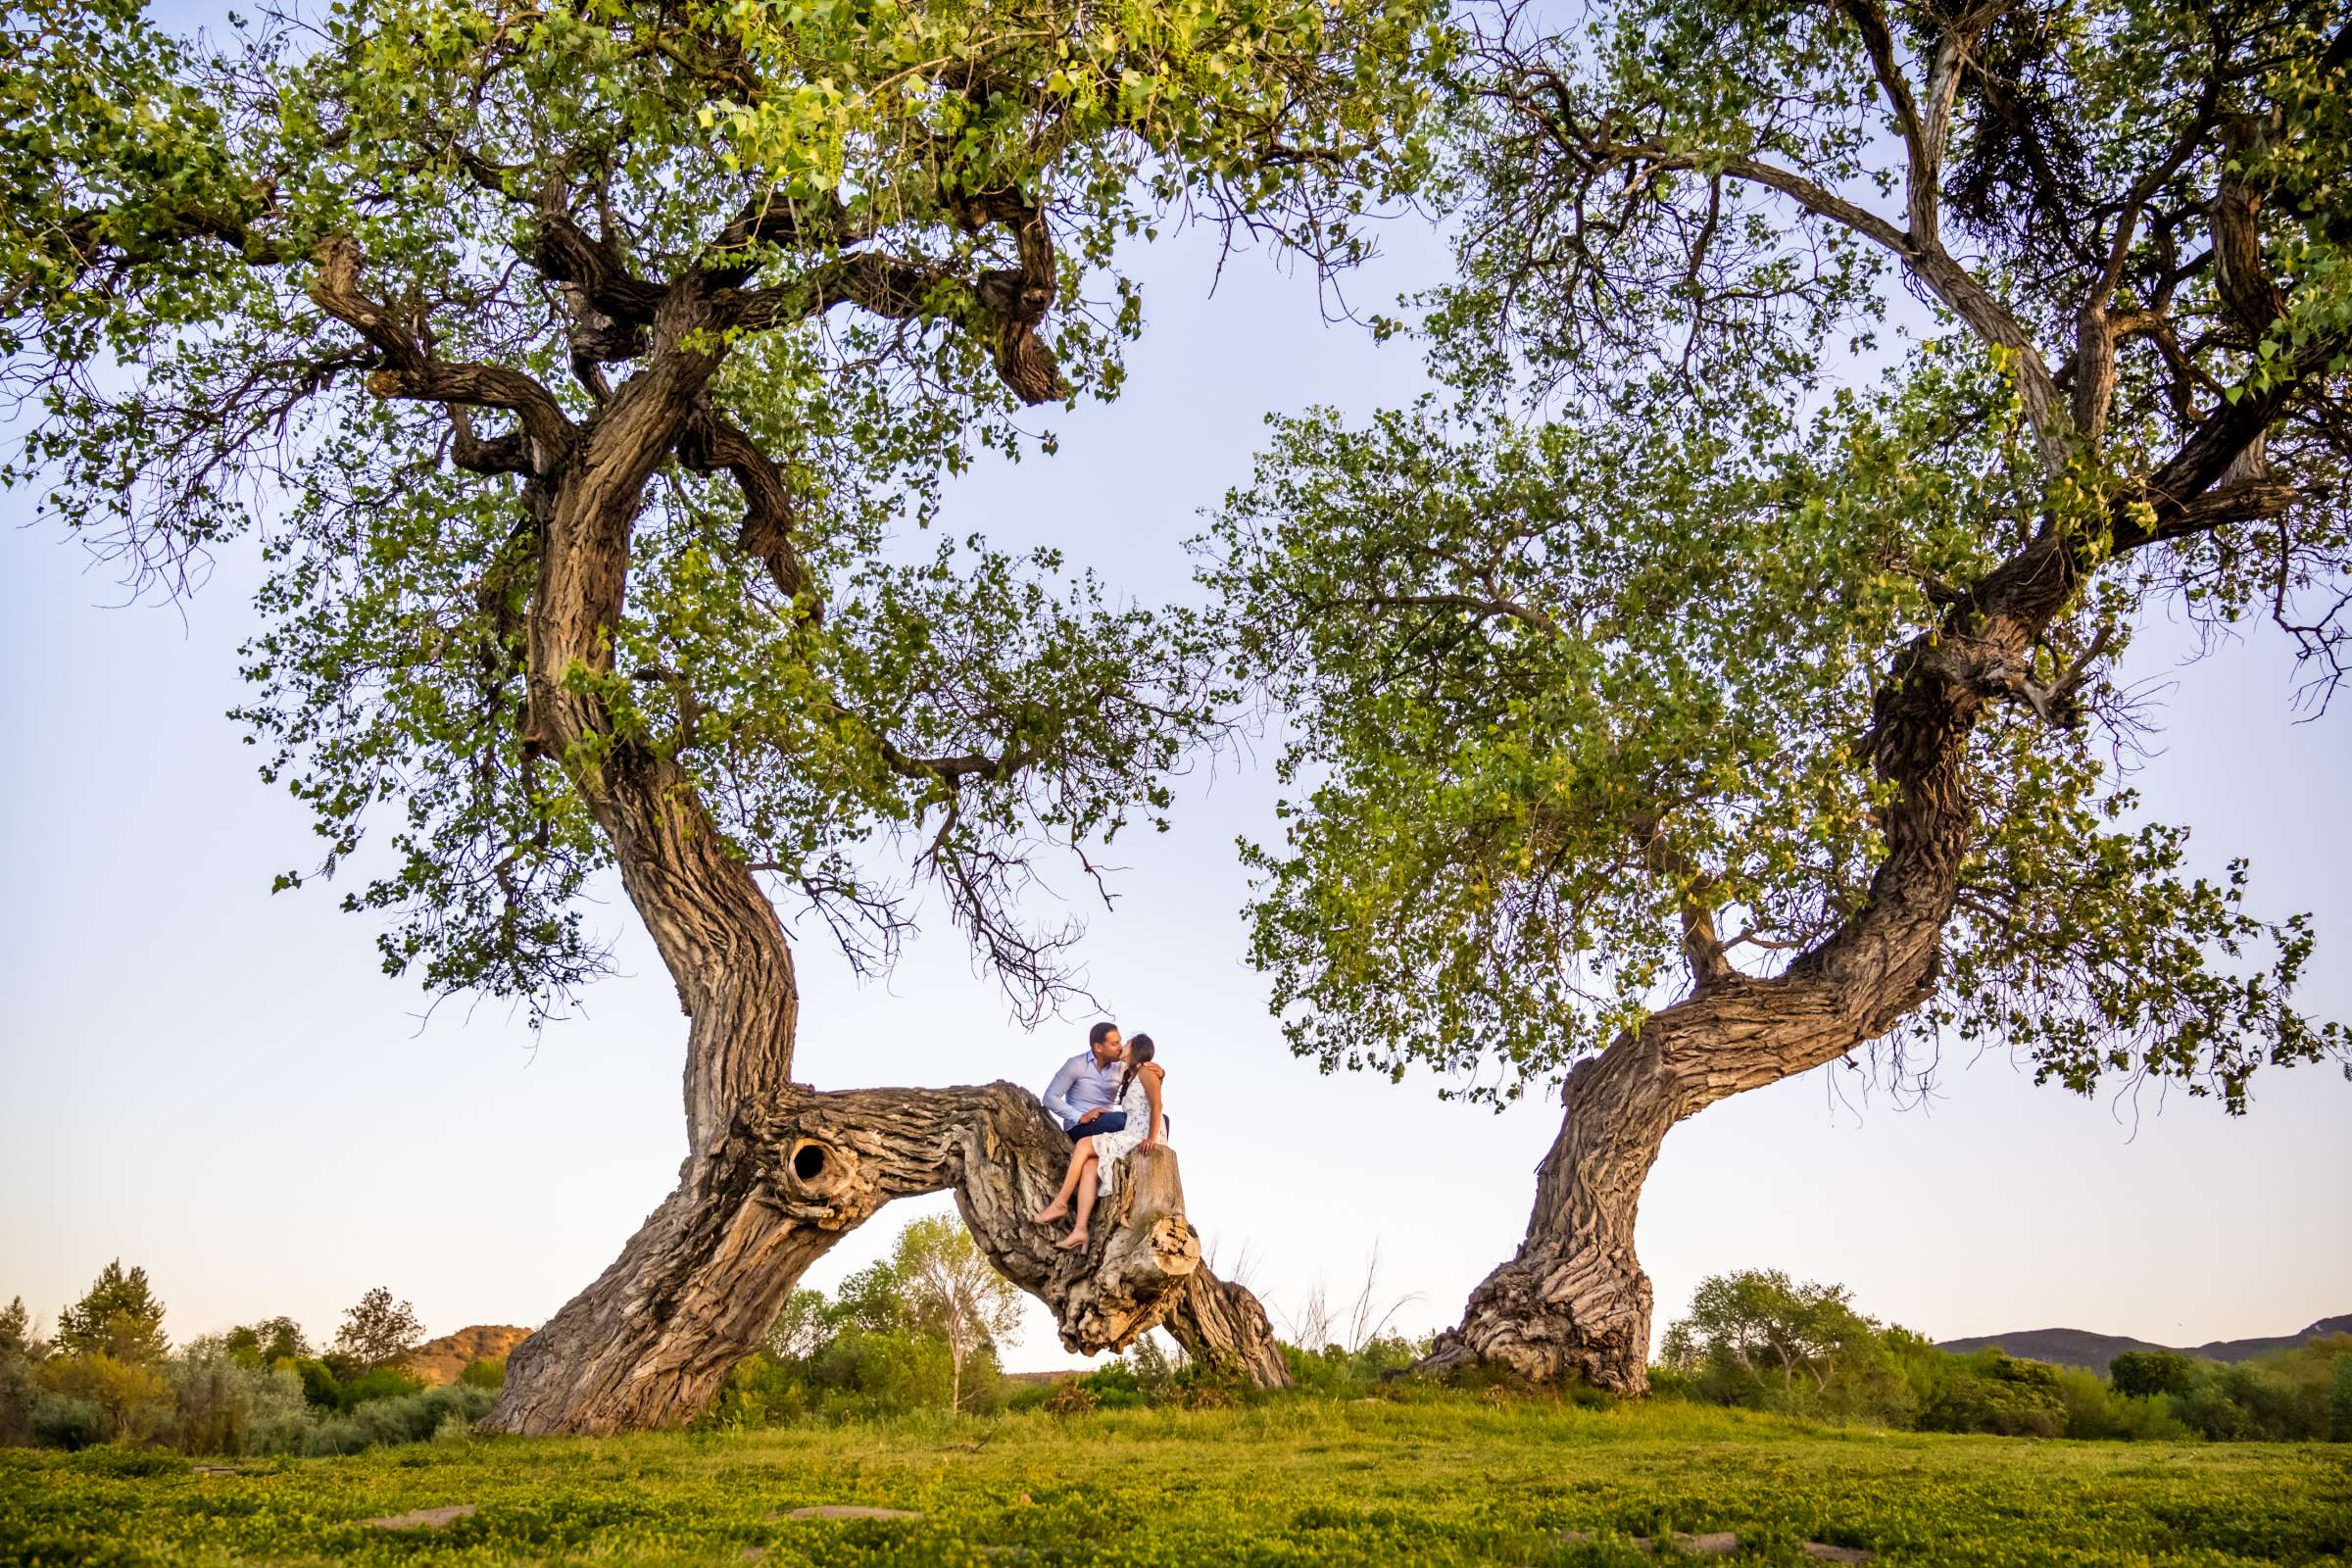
1,0,1442,1432
1210,0,2350,1391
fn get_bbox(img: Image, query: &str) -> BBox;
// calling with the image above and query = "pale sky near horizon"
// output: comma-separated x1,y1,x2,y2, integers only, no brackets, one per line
2,11,2346,1372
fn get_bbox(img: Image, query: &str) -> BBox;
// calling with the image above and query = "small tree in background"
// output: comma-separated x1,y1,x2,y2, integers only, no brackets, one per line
55,1261,167,1363
896,1215,1026,1413
224,1317,312,1370
1661,1270,1884,1400
712,1218,1027,1423
331,1288,424,1372
0,1296,43,1446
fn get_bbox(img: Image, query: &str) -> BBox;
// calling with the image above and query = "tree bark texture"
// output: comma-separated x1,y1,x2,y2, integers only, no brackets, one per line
484,1081,1284,1435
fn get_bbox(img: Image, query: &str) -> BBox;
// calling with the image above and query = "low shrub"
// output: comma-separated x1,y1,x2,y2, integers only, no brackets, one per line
168,1339,311,1456
459,1356,508,1391
707,1350,813,1429
2110,1349,2198,1398
297,1385,494,1456
2050,1365,2189,1441
68,1446,188,1479
1003,1379,1058,1413
0,1349,34,1446
1283,1335,1428,1398
1918,1350,2068,1438
1042,1380,1100,1415
337,1365,428,1410
25,1394,108,1451
283,1355,426,1415
806,1325,964,1419
290,1357,339,1410
34,1354,169,1444
1073,1360,1146,1409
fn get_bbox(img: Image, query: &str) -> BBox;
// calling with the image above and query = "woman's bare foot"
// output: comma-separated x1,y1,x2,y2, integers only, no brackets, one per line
1032,1202,1067,1225
1054,1229,1090,1251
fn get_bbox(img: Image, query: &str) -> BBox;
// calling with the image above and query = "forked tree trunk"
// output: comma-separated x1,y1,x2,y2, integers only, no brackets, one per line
485,1079,1285,1434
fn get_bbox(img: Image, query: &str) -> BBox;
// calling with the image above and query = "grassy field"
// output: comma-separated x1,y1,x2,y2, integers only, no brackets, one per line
3,1394,2346,1567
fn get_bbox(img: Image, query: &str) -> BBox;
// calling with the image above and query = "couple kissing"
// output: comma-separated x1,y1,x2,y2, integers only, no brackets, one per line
1030,1022,1168,1251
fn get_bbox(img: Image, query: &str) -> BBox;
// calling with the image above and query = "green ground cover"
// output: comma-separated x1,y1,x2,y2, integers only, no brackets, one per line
3,1394,2345,1568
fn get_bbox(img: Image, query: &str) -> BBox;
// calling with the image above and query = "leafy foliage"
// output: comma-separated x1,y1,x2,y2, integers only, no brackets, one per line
1661,1271,1889,1401
0,0,1449,1024
1207,0,2352,1108
223,1316,312,1369
458,1355,508,1392
29,1353,169,1445
2110,1348,2199,1399
167,1339,314,1457
1654,1270,2349,1445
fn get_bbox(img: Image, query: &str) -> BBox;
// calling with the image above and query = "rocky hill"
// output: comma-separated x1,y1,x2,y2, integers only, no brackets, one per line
1937,1313,2351,1373
402,1325,534,1387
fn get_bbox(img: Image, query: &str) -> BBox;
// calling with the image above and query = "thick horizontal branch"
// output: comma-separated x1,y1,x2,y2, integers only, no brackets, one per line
728,220,1066,404
737,1081,1276,1368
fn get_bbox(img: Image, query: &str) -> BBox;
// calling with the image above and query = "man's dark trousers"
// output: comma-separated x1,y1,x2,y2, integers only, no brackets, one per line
1068,1111,1127,1141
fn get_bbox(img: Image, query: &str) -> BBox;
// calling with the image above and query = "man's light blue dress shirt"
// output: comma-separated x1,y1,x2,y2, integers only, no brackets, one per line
1042,1050,1122,1131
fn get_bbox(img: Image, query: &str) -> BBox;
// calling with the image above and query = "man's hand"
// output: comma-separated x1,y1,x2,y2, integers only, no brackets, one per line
1077,1107,1104,1125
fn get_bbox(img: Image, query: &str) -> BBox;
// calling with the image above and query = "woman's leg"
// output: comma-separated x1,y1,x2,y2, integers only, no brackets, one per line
1056,1156,1102,1250
1033,1137,1094,1222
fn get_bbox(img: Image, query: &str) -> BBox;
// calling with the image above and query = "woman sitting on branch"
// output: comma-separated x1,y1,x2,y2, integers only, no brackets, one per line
1033,1035,1165,1250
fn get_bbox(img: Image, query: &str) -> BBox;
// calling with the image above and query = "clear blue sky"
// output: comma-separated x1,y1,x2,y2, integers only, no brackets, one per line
1,16,2345,1367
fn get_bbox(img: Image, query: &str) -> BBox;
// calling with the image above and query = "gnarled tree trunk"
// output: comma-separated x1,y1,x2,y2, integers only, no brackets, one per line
1422,977,1943,1391
1427,536,2064,1391
485,1079,1285,1434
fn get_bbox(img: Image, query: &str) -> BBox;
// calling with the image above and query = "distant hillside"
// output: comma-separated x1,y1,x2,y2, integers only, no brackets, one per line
402,1324,534,1387
1003,1370,1078,1389
1937,1314,2352,1373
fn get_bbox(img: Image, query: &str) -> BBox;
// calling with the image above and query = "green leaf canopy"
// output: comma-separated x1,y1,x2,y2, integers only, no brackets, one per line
1,0,1449,1019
